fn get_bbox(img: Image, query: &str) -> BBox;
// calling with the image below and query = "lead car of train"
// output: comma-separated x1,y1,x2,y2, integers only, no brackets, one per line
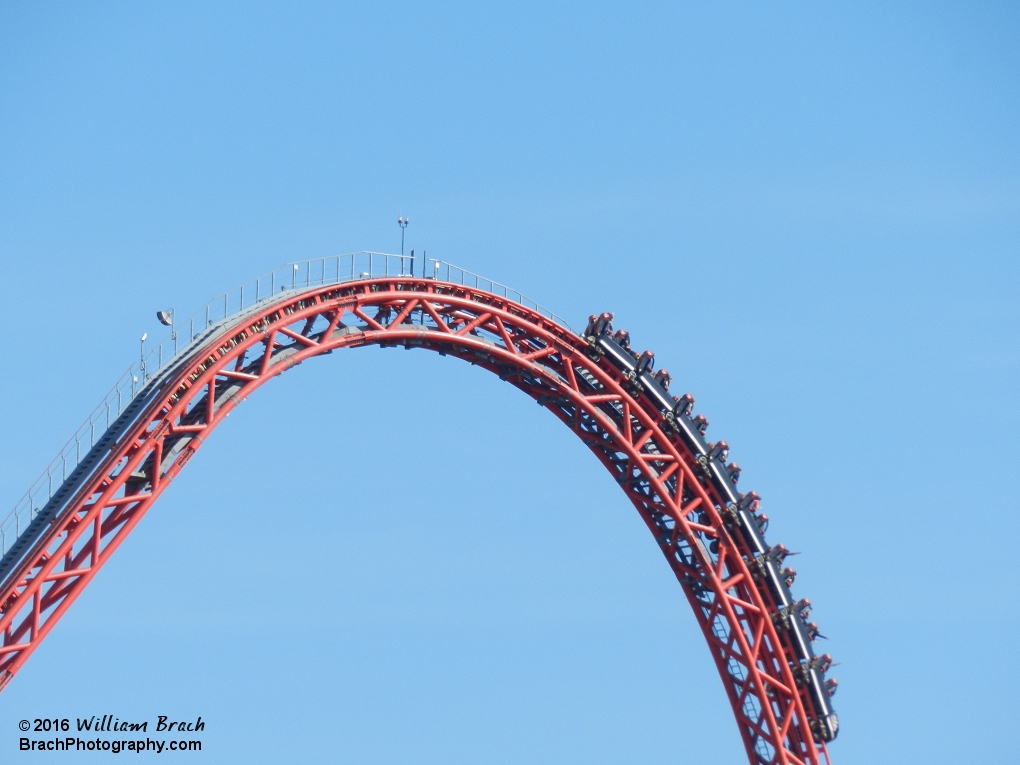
583,312,839,743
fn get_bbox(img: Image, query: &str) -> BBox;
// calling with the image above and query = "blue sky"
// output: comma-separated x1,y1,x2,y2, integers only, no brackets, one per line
0,2,1017,762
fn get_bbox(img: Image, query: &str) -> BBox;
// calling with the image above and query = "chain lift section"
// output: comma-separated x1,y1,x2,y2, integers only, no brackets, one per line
0,277,833,765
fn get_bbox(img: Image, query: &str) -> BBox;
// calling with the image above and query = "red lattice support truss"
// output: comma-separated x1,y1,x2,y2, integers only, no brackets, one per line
0,277,831,765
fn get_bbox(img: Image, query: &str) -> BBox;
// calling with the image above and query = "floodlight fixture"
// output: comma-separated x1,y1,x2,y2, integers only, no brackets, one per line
156,308,178,352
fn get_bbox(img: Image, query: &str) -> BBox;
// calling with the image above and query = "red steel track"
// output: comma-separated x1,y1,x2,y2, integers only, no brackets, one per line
0,275,832,765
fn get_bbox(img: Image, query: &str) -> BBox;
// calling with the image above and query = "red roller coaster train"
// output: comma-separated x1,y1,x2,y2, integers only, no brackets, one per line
0,253,838,765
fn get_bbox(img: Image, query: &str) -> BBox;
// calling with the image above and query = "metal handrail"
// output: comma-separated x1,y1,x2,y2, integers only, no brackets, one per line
427,259,574,332
1,253,567,557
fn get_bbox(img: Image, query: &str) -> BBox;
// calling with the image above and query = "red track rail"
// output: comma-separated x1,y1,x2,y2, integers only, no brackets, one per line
0,277,830,765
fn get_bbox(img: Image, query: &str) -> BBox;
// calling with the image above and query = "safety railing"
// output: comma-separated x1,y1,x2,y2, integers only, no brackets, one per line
1,253,568,558
427,259,574,332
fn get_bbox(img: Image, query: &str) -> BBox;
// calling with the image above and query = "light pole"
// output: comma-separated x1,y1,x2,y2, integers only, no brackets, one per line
157,309,176,354
398,216,409,256
139,333,148,381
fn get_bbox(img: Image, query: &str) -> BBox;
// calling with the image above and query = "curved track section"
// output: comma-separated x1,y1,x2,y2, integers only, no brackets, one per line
0,271,837,765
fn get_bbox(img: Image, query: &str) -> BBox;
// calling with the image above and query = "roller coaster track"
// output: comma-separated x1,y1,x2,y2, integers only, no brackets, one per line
0,253,837,765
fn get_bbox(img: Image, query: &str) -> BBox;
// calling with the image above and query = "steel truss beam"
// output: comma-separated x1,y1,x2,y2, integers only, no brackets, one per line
0,277,830,765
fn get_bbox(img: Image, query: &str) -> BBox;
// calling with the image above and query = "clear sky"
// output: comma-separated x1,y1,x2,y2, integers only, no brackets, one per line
0,2,1017,763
